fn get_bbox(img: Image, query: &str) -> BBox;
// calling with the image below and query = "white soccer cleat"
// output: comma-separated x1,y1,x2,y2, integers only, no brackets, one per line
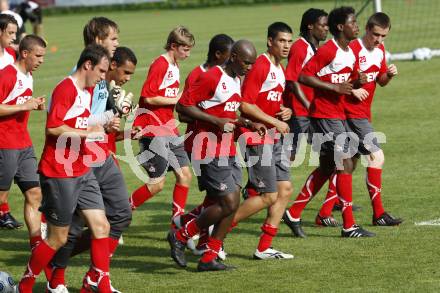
217,246,227,261
41,222,48,239
46,283,69,293
253,247,294,260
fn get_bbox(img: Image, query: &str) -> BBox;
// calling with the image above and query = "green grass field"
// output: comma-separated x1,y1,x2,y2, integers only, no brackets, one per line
1,1,440,292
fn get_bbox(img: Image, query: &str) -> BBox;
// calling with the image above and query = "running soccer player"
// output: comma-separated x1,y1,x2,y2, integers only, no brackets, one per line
282,8,342,237
18,44,114,293
169,40,264,271
283,6,375,238
341,12,402,226
173,33,234,254
130,26,194,225
0,35,44,245
45,19,133,293
231,22,294,260
0,14,17,70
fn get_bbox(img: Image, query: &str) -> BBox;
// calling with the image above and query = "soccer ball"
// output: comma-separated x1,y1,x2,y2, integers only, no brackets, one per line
413,47,432,61
0,271,16,293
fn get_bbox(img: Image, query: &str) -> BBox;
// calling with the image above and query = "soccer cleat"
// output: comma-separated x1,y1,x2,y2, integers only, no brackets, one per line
315,214,339,227
217,246,227,261
167,231,187,267
282,212,306,238
197,259,236,272
0,212,24,229
333,203,362,212
118,235,124,245
373,212,403,226
253,247,294,260
80,270,119,293
46,283,69,293
341,225,375,238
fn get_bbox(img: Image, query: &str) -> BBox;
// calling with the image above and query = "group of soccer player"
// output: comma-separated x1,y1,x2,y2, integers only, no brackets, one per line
0,4,402,292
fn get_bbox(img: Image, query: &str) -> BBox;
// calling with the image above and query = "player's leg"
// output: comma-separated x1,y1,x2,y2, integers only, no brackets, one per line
255,141,293,259
130,136,169,209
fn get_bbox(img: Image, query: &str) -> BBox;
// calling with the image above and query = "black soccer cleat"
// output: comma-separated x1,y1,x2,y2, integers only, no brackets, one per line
341,224,375,238
167,231,187,267
373,212,403,226
315,214,339,227
282,211,306,238
0,213,24,229
197,259,236,272
333,203,362,212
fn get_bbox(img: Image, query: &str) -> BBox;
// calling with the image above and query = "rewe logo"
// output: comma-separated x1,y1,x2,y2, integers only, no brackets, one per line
75,117,88,129
267,90,282,102
16,95,32,105
165,88,179,97
366,71,379,82
224,101,240,111
331,73,350,83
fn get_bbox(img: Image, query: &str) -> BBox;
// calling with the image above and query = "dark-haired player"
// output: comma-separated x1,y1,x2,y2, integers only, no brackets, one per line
284,6,375,238
0,14,17,70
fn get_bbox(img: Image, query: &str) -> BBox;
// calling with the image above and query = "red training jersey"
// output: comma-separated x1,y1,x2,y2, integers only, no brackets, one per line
345,39,387,120
241,53,285,145
303,39,356,119
179,66,241,159
284,37,315,117
182,64,206,153
0,47,16,70
39,77,93,178
134,55,180,137
0,64,34,149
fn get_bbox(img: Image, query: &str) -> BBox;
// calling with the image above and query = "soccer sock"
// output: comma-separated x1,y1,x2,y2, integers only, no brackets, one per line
172,184,189,219
29,235,43,251
367,167,385,218
287,168,329,218
257,223,278,252
318,173,339,217
109,237,119,258
0,202,9,217
200,237,222,263
90,238,111,292
336,173,355,229
49,267,66,289
41,213,47,223
175,218,200,243
196,228,209,249
181,196,216,226
129,185,153,210
19,241,56,292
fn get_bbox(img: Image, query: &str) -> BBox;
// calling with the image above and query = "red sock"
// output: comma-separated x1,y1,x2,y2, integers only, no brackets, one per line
318,173,339,217
19,241,56,292
41,213,47,223
337,173,355,229
49,267,66,289
246,187,259,198
129,185,153,210
180,196,215,226
176,218,200,243
367,167,385,218
91,238,111,292
196,229,209,249
288,168,329,218
172,184,189,219
200,237,222,263
29,235,43,251
228,221,238,233
257,223,278,252
0,203,10,217
109,237,119,258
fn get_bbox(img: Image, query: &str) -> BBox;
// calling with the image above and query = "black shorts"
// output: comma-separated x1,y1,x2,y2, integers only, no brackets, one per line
0,147,39,192
138,136,190,178
345,118,381,155
244,141,291,193
39,170,105,227
197,156,242,196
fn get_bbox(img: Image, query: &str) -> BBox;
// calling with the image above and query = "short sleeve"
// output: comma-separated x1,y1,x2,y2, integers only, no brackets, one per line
47,80,76,128
140,57,167,98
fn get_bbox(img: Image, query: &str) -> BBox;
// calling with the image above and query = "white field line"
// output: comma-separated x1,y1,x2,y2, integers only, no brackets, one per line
414,218,440,226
